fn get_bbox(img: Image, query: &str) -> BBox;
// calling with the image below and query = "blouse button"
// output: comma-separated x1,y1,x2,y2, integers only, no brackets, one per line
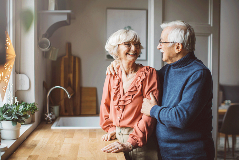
120,108,122,111
118,117,120,119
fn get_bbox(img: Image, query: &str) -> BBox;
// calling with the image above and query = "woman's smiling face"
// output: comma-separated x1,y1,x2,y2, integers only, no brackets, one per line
117,41,141,62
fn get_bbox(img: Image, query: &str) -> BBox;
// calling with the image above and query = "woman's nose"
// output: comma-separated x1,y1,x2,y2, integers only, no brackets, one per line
130,44,136,51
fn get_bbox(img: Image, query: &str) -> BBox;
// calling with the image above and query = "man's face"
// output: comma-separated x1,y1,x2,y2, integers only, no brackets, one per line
157,27,177,64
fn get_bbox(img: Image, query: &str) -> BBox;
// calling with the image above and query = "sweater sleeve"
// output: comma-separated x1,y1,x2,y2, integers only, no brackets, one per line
128,68,160,147
99,75,116,133
150,69,212,129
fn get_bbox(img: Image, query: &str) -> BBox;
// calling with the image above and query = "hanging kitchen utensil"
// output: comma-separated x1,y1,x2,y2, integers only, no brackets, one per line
51,42,81,116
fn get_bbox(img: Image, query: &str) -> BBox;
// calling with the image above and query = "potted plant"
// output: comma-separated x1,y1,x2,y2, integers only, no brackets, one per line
0,103,29,139
19,102,38,124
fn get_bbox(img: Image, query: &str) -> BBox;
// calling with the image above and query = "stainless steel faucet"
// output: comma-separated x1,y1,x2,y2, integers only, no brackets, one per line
45,86,71,123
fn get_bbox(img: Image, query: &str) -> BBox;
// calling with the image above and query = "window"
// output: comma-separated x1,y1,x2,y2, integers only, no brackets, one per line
0,0,15,107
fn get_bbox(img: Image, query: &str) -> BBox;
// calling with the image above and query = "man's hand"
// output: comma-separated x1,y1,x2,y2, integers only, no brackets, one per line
101,141,133,153
141,92,157,116
101,131,116,141
106,60,120,75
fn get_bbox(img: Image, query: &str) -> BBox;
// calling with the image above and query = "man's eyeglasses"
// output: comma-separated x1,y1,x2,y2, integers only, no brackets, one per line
159,39,176,44
122,42,141,49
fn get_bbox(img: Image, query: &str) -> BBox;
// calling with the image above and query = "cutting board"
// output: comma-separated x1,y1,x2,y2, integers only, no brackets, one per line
51,43,81,116
80,87,97,114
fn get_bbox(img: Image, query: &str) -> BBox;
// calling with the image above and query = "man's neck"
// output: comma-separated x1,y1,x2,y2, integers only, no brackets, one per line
176,50,189,62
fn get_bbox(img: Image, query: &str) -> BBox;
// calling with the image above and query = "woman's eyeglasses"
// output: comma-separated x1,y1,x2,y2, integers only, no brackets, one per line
122,42,141,49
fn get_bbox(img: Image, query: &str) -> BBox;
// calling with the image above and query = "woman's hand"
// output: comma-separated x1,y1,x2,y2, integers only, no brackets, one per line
101,131,116,141
101,141,133,153
106,60,120,75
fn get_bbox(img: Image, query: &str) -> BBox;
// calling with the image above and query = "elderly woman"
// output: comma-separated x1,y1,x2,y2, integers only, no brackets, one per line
100,29,160,159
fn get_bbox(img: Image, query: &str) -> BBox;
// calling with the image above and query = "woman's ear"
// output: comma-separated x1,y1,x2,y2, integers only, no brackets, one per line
175,43,183,54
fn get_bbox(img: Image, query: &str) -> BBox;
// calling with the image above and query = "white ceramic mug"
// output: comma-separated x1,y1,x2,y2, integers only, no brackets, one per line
38,38,51,52
45,47,58,61
48,0,56,10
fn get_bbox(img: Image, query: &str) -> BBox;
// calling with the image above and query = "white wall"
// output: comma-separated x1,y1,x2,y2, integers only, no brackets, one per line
40,0,239,115
220,0,239,85
47,0,148,113
15,0,45,124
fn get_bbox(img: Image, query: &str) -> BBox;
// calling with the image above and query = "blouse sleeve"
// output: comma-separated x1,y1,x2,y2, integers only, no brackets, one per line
128,68,160,147
99,75,116,133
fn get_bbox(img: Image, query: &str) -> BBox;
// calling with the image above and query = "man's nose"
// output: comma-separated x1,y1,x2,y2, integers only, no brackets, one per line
157,43,161,50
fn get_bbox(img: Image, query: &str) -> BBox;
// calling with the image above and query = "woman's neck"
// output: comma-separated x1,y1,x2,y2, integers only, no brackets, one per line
121,61,137,75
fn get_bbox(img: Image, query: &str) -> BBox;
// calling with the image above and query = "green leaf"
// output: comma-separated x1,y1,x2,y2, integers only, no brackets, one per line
0,107,3,115
1,101,38,123
20,9,34,32
23,114,30,119
12,121,17,126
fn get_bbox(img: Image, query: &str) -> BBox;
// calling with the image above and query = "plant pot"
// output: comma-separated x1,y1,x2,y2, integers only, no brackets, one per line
0,121,21,139
24,111,32,124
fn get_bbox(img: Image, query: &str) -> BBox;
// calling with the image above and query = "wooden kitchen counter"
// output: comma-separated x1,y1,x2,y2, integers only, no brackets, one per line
8,122,125,160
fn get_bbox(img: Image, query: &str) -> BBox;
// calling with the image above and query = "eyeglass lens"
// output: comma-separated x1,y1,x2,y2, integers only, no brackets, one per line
123,42,141,48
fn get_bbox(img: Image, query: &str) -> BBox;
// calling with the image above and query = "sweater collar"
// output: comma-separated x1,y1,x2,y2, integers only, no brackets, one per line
170,52,196,69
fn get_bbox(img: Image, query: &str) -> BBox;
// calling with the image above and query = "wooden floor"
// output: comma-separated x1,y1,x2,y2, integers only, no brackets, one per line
8,122,125,160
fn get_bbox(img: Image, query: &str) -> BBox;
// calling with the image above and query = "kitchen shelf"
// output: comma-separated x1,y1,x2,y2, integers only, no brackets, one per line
38,10,74,38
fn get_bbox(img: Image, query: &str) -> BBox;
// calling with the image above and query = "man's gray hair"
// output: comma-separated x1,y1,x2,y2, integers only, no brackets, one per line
161,20,196,52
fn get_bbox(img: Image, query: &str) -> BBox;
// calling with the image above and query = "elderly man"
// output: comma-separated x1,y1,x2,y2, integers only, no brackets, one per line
106,20,215,159
141,21,215,159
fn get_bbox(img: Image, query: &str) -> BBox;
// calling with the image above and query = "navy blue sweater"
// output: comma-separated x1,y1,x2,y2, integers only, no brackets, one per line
150,52,215,160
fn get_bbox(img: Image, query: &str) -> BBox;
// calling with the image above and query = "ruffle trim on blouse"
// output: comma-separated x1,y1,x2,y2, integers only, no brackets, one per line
112,66,151,109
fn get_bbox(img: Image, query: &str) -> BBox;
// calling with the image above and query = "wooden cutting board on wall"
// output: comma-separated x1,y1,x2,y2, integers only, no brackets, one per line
80,87,97,115
51,43,81,116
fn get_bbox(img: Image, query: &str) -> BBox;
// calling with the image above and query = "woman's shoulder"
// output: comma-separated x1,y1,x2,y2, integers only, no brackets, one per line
135,66,158,83
138,65,157,74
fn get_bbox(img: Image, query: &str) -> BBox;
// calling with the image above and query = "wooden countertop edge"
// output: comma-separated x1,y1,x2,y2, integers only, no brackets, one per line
8,121,126,160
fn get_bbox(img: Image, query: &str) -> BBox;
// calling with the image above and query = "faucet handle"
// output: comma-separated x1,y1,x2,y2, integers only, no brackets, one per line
45,112,53,123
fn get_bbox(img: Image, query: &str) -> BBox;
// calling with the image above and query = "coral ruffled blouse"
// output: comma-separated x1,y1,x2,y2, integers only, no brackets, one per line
100,66,160,147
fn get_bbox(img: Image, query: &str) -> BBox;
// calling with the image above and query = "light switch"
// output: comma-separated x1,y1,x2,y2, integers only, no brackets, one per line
16,74,30,91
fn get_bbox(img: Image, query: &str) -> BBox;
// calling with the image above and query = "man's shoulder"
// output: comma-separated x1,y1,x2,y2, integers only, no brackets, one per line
194,59,209,69
190,59,211,73
188,60,213,82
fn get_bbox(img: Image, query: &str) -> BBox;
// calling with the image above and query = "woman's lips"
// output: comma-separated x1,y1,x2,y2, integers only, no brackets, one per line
127,53,136,56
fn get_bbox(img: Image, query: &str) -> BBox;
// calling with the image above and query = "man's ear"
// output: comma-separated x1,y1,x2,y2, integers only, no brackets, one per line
175,43,183,54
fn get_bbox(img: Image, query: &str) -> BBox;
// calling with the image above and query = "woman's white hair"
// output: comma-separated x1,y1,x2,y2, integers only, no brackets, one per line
161,20,196,52
105,29,143,59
